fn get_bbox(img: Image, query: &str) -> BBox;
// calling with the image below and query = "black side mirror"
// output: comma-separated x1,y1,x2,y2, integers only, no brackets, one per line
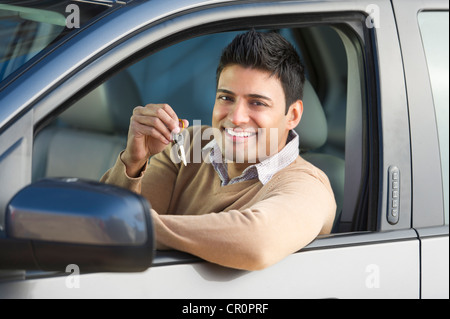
0,178,154,272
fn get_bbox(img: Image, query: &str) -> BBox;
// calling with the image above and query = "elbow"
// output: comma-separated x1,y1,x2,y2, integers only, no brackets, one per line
234,227,287,271
240,246,277,271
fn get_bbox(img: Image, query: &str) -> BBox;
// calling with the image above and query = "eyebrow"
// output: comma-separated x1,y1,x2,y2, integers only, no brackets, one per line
216,89,273,102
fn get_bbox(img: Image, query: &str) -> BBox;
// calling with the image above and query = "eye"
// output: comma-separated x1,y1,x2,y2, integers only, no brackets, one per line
218,95,234,102
250,100,268,107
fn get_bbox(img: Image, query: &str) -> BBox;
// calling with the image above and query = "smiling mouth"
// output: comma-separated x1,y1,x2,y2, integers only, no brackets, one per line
224,128,257,140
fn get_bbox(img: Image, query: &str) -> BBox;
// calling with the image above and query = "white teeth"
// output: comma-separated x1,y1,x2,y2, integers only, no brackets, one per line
226,128,255,137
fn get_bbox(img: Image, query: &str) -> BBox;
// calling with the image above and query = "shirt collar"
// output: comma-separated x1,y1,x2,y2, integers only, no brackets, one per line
202,129,299,185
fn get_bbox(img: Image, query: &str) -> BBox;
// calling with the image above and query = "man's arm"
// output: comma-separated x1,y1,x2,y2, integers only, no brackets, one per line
101,103,187,209
118,103,188,177
101,142,182,216
151,170,336,271
100,150,147,194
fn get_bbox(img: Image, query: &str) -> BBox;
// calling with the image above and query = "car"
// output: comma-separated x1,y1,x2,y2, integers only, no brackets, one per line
0,0,448,299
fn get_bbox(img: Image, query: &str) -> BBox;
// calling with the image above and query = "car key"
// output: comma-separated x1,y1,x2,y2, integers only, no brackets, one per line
173,120,187,166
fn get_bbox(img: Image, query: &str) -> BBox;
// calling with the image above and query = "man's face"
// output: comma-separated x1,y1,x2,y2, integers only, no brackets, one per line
212,64,299,163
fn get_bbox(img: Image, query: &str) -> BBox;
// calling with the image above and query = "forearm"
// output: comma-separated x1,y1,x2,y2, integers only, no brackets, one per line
152,198,332,271
151,173,336,271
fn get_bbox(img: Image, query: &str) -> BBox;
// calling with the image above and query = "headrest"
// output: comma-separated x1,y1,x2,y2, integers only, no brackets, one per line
59,70,141,134
295,80,328,151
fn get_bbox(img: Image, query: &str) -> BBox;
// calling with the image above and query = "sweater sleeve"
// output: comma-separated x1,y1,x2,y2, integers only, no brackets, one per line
100,150,146,194
100,146,179,215
101,126,208,215
151,169,336,271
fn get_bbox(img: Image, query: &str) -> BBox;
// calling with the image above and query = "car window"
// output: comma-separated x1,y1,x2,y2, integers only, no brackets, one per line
32,11,378,250
418,11,450,225
32,22,370,237
0,0,110,83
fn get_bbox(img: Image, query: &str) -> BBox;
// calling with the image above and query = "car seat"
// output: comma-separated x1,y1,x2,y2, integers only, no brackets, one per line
295,80,345,231
32,69,141,181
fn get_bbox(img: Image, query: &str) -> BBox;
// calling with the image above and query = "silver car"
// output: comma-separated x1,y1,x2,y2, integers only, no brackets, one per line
0,0,448,299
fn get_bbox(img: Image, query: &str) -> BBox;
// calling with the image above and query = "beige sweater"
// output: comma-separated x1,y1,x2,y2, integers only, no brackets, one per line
101,126,336,270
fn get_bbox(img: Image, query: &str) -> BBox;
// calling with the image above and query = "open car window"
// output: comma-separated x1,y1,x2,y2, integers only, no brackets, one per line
33,21,372,235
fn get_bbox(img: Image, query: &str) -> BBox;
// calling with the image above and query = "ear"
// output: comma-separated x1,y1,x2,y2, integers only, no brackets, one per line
286,100,303,130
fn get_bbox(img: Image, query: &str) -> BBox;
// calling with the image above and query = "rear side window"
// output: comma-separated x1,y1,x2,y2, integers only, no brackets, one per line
418,11,450,225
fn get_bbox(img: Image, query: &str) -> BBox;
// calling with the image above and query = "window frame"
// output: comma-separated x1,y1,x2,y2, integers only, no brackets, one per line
33,11,376,233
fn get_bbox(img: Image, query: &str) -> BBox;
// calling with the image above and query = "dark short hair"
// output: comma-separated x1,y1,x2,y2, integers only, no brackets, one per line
216,30,305,113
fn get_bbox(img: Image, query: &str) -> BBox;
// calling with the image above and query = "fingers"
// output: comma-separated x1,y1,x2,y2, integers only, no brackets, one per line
179,119,190,131
131,104,186,142
133,121,170,145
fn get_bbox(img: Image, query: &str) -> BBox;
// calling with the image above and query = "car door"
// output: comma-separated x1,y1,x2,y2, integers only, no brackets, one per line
0,0,431,299
391,0,449,299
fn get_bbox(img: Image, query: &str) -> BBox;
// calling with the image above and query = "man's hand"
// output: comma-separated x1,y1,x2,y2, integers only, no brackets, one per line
122,103,188,177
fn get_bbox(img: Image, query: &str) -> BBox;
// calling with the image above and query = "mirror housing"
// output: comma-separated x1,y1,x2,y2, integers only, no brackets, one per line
0,178,154,272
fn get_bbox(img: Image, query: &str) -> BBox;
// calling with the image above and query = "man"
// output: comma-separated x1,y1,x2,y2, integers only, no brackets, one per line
101,30,336,271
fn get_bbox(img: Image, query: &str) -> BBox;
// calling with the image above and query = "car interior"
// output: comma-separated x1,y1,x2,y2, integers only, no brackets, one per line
32,26,362,234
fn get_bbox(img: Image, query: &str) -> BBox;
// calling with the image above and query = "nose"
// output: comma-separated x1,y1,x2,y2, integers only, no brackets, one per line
228,99,249,125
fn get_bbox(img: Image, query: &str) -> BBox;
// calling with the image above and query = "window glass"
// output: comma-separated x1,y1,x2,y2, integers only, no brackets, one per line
418,11,450,224
0,8,65,81
0,1,110,83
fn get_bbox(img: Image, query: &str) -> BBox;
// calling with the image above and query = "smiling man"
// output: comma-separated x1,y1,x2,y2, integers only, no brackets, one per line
212,64,301,175
101,30,336,270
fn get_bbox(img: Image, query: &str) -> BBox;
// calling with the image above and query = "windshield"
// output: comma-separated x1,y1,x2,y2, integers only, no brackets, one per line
0,0,111,82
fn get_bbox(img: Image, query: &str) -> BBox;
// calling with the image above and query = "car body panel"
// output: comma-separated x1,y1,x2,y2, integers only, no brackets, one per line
0,232,420,298
419,227,449,299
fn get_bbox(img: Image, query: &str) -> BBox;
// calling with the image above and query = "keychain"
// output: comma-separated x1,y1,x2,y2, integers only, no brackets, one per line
172,119,187,166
